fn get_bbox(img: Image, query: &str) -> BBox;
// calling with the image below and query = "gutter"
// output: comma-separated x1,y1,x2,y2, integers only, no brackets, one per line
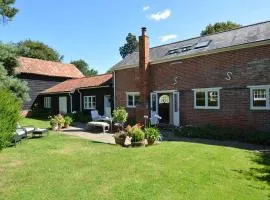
69,92,73,113
113,70,116,109
77,89,82,112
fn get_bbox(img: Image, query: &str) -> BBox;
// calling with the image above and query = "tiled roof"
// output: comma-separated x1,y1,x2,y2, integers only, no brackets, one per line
16,57,84,78
113,21,270,70
40,73,113,94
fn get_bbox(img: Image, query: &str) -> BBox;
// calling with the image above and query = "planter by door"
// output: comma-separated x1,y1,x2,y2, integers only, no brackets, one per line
59,96,67,114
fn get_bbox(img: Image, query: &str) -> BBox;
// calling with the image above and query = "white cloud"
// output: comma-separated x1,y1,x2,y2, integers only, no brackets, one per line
160,34,178,43
149,9,171,21
143,6,150,11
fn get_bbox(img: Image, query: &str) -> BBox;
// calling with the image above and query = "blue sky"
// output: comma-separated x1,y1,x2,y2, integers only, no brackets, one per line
1,0,270,73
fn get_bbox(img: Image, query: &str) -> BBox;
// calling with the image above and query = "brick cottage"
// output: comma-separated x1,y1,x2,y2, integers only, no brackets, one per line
112,21,270,131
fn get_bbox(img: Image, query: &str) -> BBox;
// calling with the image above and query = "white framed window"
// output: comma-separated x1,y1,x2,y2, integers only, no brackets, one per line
248,85,270,110
192,87,221,109
84,96,96,109
126,92,140,108
44,97,51,109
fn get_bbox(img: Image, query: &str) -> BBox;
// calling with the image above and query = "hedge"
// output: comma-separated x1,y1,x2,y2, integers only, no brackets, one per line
0,89,21,150
176,124,270,146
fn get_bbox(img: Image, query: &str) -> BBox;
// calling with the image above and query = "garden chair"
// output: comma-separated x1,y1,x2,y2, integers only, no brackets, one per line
150,112,162,126
90,110,102,121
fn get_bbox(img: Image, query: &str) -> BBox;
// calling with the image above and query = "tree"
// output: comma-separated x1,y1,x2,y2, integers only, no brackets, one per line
201,21,241,36
0,64,30,102
16,40,63,62
0,89,21,150
70,59,98,76
119,33,138,58
0,0,18,23
0,42,18,75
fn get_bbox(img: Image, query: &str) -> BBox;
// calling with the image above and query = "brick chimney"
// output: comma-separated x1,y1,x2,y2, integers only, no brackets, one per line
136,27,150,123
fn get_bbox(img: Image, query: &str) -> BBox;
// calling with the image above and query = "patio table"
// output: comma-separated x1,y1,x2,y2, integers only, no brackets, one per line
32,128,48,137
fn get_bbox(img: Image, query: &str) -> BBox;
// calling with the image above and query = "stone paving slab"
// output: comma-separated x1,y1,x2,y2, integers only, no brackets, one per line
59,126,115,144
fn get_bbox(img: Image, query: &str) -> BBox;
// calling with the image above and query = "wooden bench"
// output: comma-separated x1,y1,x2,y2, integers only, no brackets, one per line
87,122,110,133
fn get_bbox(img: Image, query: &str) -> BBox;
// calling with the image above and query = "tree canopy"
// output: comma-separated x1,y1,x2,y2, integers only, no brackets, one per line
0,42,18,75
70,59,98,76
119,33,138,58
0,64,30,102
16,40,63,62
0,0,18,23
201,21,241,36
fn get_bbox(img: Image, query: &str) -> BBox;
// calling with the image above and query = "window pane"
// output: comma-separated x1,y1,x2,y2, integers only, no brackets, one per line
151,93,157,111
208,91,218,107
128,95,133,106
196,92,205,107
253,89,266,107
135,95,140,106
159,95,170,104
174,93,179,112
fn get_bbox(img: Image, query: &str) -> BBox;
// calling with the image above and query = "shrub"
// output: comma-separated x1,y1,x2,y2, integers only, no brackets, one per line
30,103,51,119
0,89,21,150
176,124,270,145
49,114,65,130
64,115,73,126
113,107,128,124
145,127,161,141
127,124,145,142
72,112,90,123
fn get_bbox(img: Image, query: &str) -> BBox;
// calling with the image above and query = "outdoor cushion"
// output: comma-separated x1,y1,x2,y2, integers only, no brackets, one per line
91,110,102,121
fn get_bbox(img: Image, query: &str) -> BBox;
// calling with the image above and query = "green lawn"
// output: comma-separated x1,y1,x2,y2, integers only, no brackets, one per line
0,118,269,200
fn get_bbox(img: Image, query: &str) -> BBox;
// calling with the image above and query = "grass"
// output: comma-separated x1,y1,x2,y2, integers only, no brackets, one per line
0,118,269,200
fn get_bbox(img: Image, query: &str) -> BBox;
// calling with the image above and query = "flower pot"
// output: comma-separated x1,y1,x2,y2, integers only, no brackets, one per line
131,140,145,147
57,125,62,131
147,139,155,146
51,125,58,131
114,137,126,146
64,123,70,128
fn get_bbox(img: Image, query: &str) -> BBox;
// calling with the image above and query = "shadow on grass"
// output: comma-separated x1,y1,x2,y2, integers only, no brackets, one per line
252,152,270,185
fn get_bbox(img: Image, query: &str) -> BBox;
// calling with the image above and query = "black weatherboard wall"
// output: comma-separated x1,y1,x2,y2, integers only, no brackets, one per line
80,87,113,115
18,73,70,110
38,87,113,116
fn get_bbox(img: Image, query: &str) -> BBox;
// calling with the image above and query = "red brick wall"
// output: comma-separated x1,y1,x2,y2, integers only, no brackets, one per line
115,44,270,131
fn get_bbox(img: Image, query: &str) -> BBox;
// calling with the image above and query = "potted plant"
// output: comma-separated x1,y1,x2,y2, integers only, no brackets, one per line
55,114,65,130
64,115,73,128
144,127,161,145
112,107,128,131
127,124,145,147
114,131,127,146
50,116,58,131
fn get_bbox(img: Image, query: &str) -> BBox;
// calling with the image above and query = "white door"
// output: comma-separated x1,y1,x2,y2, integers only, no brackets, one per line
173,91,180,126
59,96,67,114
104,95,111,117
150,92,158,125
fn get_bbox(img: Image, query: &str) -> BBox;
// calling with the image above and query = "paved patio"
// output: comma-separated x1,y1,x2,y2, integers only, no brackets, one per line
59,125,115,144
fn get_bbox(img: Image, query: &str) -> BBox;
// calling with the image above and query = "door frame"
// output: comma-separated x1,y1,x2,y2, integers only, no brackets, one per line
151,90,180,126
59,96,67,114
104,95,112,117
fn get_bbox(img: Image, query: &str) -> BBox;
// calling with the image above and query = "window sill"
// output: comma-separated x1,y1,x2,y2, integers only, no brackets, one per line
126,106,136,108
250,107,270,110
194,107,220,110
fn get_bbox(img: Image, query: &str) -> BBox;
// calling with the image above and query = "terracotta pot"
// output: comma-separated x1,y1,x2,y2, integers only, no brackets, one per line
147,139,155,146
131,140,146,147
51,125,58,131
114,137,126,147
64,123,70,128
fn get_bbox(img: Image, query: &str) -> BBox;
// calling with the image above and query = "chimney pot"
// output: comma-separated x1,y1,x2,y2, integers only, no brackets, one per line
141,27,147,36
